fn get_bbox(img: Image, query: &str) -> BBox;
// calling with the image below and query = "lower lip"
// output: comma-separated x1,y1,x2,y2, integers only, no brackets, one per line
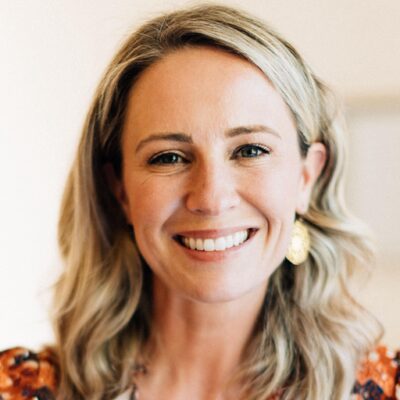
173,231,256,262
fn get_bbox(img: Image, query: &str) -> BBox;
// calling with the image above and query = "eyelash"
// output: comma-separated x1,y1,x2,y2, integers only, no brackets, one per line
232,143,271,159
148,144,271,165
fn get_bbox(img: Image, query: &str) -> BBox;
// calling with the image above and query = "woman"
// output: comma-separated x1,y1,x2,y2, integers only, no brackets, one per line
1,4,398,400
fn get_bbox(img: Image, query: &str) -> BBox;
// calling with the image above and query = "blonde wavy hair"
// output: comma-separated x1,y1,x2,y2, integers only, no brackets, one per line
52,3,383,399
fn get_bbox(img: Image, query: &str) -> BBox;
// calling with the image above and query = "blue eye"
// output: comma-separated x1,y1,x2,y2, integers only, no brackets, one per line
233,144,270,159
148,152,188,165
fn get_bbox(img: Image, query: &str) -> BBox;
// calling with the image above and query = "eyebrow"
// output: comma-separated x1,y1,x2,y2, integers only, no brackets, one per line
135,124,281,153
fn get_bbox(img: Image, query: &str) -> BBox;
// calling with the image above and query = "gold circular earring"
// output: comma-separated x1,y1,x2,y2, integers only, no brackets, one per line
286,219,310,265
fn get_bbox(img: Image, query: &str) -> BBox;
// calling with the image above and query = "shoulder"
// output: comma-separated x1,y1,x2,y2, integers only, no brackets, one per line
352,344,400,399
0,347,58,399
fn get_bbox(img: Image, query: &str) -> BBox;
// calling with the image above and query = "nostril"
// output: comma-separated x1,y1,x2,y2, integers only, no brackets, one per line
185,191,241,216
184,168,240,215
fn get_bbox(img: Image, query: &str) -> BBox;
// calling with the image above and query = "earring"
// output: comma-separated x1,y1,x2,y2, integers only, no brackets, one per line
286,219,310,265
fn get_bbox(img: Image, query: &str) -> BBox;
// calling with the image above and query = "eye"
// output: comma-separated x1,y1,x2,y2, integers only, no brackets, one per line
148,151,189,165
232,144,270,159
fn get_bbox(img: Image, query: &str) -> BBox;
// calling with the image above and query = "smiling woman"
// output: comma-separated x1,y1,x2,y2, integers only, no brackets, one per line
106,45,325,306
1,3,399,400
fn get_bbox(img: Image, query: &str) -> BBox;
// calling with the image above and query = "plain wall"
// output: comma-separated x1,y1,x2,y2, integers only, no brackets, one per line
0,0,399,349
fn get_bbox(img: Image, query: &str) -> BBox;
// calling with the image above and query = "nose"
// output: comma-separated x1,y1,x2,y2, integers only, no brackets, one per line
185,160,241,216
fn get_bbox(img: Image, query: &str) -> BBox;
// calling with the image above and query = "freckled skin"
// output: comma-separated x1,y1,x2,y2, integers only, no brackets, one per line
114,46,325,304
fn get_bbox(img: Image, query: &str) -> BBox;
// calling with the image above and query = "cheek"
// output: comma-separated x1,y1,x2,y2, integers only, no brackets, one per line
242,165,302,266
125,176,180,235
243,163,302,218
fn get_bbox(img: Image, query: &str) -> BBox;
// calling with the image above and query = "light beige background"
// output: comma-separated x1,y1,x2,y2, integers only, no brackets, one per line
0,0,399,349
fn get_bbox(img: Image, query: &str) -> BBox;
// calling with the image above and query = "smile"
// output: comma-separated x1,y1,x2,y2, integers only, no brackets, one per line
175,228,257,252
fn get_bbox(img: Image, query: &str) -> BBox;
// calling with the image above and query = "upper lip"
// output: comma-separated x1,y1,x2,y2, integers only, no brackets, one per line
174,227,258,239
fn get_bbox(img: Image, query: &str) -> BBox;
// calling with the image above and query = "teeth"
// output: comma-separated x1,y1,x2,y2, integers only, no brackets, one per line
215,237,226,251
180,230,250,252
195,238,204,251
233,231,242,246
204,239,215,251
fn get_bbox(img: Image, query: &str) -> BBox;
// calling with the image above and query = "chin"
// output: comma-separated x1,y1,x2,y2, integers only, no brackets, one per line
174,277,269,305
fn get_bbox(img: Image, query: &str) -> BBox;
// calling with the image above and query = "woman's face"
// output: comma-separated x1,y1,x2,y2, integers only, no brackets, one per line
114,46,325,303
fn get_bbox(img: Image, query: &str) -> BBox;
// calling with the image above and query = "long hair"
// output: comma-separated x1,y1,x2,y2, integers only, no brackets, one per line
52,4,383,399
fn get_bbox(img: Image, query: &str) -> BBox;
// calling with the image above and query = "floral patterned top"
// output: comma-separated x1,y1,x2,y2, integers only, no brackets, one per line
0,347,57,399
1,345,399,399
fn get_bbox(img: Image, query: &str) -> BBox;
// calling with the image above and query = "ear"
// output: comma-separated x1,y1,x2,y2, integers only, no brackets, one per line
296,142,327,214
103,163,131,222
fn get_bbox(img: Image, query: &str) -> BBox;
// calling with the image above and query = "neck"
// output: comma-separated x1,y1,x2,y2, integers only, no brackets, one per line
138,276,267,399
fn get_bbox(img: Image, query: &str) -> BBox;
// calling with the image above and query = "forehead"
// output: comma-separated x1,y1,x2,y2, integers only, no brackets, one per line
122,46,296,142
